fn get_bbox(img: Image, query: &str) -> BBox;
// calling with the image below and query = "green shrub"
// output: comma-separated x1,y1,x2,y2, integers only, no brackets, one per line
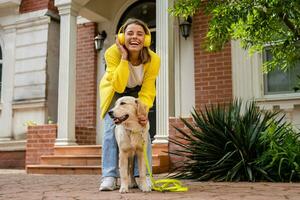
257,122,300,182
169,100,295,181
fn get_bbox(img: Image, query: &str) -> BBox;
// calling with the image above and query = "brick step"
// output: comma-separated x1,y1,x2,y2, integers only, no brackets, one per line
40,155,101,166
152,154,169,173
54,145,101,155
152,143,168,155
152,154,169,166
27,154,169,175
153,165,169,174
40,155,168,169
27,144,170,175
26,165,101,175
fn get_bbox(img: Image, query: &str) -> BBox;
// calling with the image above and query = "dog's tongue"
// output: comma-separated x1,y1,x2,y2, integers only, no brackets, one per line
119,115,129,121
113,114,129,125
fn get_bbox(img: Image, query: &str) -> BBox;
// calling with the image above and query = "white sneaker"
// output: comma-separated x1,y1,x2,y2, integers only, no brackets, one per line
99,177,117,191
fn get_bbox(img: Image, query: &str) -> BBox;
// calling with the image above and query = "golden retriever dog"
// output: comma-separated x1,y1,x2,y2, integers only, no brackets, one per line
108,96,151,193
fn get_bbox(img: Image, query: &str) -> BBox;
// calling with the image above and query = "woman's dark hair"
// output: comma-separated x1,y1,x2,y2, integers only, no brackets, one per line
122,18,151,64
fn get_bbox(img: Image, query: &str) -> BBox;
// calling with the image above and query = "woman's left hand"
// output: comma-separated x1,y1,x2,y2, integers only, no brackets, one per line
115,36,128,60
138,115,148,126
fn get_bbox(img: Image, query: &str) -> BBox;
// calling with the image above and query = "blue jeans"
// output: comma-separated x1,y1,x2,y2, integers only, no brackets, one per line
101,113,152,177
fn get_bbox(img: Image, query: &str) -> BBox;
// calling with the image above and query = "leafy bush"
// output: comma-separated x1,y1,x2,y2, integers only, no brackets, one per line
169,100,300,182
257,122,300,182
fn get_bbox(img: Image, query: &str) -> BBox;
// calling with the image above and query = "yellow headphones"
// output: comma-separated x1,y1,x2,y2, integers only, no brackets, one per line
117,24,151,47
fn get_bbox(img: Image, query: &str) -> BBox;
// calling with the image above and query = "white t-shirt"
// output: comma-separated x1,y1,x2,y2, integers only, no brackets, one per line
127,63,144,88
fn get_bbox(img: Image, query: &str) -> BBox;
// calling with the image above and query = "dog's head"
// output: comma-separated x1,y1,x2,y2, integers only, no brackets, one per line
108,96,148,127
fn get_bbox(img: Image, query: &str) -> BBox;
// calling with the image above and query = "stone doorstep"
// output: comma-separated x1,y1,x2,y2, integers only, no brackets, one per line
0,140,26,151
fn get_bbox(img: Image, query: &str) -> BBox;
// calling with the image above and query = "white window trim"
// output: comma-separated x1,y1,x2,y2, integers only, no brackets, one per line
262,48,300,96
231,40,300,102
0,40,3,106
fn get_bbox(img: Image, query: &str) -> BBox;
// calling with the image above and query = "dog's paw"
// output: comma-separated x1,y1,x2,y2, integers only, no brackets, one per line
119,186,129,193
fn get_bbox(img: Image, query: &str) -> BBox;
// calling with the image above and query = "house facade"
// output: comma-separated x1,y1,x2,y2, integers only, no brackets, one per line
0,0,299,169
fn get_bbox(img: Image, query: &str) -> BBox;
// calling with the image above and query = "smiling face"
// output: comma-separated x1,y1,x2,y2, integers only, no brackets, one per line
124,23,146,53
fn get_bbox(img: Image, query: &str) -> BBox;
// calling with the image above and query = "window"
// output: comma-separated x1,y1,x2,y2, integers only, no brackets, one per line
264,49,300,95
0,45,2,97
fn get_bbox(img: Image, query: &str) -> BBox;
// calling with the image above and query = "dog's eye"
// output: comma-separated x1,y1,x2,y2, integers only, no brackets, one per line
120,102,126,105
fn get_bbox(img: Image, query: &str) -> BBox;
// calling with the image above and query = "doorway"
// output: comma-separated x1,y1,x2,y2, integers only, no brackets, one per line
117,0,156,141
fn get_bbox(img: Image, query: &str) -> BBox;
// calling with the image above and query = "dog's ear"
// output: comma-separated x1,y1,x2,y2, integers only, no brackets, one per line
136,99,148,117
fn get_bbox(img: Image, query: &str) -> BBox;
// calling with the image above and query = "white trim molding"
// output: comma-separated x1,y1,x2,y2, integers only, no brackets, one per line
0,139,26,151
12,99,46,110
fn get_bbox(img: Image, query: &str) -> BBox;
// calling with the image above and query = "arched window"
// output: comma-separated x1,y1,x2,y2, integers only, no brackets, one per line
0,45,2,97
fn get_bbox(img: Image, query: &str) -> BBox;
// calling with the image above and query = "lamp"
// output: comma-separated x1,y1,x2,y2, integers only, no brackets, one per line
94,30,107,51
179,17,192,40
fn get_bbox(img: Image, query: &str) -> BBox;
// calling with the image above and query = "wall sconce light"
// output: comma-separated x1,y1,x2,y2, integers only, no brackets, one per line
179,17,192,40
94,30,107,51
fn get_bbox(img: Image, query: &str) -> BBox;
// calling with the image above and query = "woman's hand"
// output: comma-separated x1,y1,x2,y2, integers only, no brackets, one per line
115,36,128,60
138,115,148,126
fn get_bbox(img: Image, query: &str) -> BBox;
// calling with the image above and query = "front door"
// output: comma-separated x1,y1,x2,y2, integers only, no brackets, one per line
117,0,156,141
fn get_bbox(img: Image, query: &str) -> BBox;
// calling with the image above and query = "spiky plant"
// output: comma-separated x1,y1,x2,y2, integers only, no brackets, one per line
169,100,282,181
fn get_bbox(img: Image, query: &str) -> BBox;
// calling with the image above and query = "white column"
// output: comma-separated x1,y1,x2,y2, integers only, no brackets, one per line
54,0,80,146
0,27,16,141
154,0,170,143
173,18,182,117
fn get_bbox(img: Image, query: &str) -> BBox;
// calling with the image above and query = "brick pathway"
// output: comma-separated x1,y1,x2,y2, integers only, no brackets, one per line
0,170,299,200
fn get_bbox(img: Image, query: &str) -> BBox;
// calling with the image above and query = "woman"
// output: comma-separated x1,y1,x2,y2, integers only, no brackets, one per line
99,18,160,191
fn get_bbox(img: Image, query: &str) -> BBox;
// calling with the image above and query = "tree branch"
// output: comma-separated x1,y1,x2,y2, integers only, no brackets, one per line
279,13,300,40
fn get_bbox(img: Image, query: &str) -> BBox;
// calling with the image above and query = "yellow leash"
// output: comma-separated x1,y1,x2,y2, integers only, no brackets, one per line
143,144,188,192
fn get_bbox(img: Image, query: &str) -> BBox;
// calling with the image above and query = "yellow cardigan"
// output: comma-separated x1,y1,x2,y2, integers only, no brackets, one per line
99,44,160,119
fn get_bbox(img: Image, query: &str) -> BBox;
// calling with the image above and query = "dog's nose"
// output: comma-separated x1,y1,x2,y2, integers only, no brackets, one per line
108,110,114,118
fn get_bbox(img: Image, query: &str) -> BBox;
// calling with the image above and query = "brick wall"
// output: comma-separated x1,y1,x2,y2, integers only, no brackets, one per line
0,151,25,169
75,22,98,145
26,125,57,166
75,127,96,145
20,0,57,13
168,8,233,169
193,9,233,110
169,117,193,168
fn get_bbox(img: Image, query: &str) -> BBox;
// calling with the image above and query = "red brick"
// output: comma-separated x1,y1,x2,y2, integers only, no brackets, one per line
193,7,232,109
75,22,97,145
19,0,58,13
0,151,26,169
26,125,57,165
